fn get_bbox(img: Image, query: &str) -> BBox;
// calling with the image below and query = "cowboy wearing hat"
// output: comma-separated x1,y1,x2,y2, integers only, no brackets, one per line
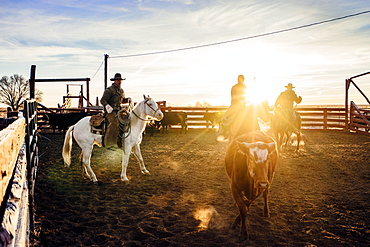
101,73,127,113
275,83,302,109
100,73,131,147
274,83,302,126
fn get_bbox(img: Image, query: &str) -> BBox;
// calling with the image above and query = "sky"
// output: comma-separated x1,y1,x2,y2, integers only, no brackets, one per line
1,0,370,107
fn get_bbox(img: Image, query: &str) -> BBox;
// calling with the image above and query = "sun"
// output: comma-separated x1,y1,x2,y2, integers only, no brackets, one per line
245,77,280,106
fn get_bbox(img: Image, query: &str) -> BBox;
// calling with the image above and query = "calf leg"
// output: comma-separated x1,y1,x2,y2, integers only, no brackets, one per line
263,189,270,217
132,144,150,175
231,184,249,239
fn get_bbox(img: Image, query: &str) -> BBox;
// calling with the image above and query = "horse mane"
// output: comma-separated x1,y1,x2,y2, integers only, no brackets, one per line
132,96,152,111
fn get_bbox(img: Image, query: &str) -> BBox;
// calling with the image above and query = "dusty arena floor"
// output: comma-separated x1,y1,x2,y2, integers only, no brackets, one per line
32,129,370,246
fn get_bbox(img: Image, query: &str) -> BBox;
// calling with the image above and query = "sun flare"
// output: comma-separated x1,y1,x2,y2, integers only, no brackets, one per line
245,77,281,106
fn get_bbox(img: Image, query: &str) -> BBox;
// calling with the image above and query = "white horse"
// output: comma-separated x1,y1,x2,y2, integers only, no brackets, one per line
62,95,164,183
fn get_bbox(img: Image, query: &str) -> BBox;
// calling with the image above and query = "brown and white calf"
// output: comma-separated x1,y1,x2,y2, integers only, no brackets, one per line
225,130,278,239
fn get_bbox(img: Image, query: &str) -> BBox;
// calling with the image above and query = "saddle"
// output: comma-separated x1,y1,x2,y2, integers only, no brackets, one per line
89,113,105,135
90,113,104,126
89,108,131,148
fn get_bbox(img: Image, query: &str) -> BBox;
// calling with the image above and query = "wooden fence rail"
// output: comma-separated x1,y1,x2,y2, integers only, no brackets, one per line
349,101,370,134
36,105,348,131
0,99,39,247
161,106,347,130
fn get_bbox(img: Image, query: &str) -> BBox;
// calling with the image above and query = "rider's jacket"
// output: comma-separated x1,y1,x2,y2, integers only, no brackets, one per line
231,83,247,106
275,90,302,108
100,83,125,111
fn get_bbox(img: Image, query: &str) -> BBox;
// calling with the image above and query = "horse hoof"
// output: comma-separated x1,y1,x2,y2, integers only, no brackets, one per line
239,232,250,241
141,170,150,175
89,180,100,185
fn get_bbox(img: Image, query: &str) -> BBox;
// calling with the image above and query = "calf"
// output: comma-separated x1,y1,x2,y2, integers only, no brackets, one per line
43,112,88,133
158,111,187,133
225,130,277,239
203,111,224,129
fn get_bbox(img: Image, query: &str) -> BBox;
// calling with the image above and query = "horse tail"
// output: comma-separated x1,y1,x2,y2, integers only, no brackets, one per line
62,125,75,167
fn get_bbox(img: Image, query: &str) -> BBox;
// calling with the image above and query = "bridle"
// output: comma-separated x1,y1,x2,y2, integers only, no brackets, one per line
131,99,161,122
117,99,161,141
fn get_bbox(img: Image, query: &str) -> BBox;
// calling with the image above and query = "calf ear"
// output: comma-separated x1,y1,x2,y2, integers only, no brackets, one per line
236,141,252,155
267,142,276,153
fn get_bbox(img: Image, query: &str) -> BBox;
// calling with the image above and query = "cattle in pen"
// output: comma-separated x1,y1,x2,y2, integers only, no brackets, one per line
225,130,278,239
157,111,188,133
202,111,224,129
43,111,88,133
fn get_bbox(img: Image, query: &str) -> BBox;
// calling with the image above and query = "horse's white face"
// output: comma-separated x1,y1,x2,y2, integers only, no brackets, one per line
143,95,164,120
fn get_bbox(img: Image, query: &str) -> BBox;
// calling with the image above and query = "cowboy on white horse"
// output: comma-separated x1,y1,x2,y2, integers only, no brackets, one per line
100,73,132,147
63,95,164,183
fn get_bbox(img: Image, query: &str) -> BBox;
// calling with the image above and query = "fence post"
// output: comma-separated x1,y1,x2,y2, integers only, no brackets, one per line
86,78,90,107
24,99,38,234
205,109,210,129
323,109,328,130
29,65,36,99
104,54,109,89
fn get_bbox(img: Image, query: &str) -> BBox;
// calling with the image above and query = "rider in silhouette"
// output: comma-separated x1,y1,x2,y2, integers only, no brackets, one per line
218,75,247,139
275,83,302,122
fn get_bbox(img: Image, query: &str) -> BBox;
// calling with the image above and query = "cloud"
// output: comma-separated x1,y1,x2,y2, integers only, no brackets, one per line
1,0,370,106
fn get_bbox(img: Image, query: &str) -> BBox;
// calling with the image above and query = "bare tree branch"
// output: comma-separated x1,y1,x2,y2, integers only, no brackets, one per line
0,74,41,111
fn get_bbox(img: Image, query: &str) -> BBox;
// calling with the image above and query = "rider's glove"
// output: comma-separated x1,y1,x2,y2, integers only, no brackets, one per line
105,104,113,113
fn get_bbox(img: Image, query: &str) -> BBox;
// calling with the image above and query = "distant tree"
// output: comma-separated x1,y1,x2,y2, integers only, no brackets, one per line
195,101,211,107
0,74,43,111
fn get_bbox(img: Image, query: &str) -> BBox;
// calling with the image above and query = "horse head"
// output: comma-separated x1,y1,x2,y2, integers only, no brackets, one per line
142,95,164,121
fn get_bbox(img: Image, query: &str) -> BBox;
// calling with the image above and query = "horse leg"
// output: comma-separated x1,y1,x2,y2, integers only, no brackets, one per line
275,132,283,152
295,132,302,151
120,146,131,182
80,147,98,183
278,133,283,151
284,131,291,149
132,144,150,175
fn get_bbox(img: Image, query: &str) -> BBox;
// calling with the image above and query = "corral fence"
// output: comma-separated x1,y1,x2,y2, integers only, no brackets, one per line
345,71,370,135
0,99,38,247
160,106,347,130
37,104,348,132
35,95,349,131
349,101,370,134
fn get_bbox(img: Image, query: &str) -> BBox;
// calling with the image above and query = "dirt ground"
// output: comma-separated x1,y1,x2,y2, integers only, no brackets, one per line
32,128,370,247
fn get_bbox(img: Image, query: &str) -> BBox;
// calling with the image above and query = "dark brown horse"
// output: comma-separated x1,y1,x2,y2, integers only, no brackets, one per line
270,107,302,151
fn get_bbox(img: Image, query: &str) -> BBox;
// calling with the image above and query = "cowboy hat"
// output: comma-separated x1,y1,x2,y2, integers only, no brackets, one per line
110,73,126,81
285,83,295,88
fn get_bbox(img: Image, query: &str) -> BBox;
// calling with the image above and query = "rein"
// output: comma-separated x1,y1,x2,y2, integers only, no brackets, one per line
117,99,160,140
131,99,160,122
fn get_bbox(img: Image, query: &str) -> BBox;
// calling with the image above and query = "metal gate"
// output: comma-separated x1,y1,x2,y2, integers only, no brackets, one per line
23,99,38,232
